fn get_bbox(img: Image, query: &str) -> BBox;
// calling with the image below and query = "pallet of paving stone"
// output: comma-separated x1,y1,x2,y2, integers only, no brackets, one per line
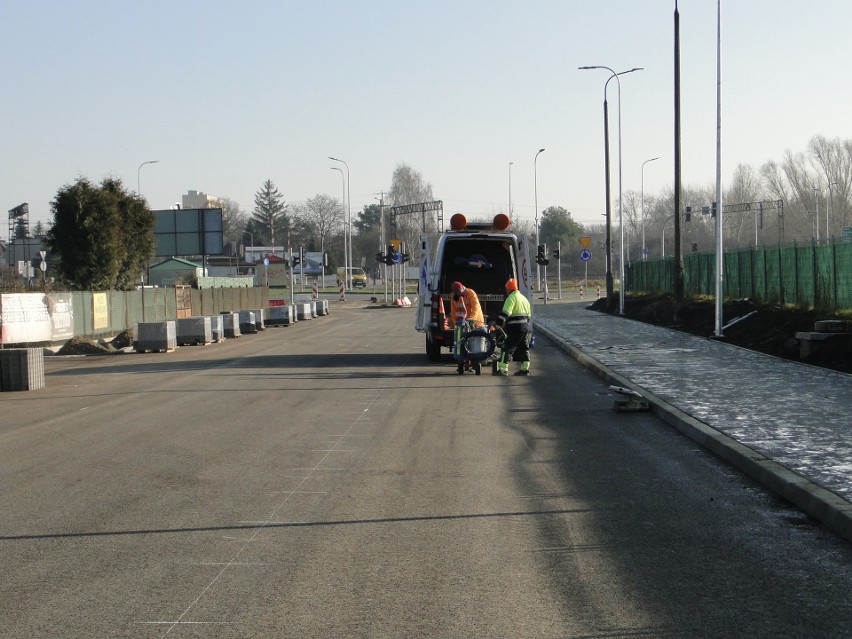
133,321,177,353
176,316,213,346
208,314,225,342
295,302,313,321
238,310,258,334
248,308,266,331
221,312,241,338
266,305,294,327
0,348,45,392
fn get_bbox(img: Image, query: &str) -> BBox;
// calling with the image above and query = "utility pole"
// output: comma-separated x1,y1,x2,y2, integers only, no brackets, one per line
378,191,388,303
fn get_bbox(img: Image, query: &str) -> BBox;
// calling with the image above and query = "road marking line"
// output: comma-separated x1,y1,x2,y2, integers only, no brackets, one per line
151,386,390,637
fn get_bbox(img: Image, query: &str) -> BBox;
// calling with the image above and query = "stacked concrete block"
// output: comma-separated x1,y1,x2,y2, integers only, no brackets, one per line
0,348,45,392
176,316,213,346
209,314,225,342
314,299,329,316
238,310,258,334
221,312,241,338
295,302,313,321
266,305,294,326
133,321,177,353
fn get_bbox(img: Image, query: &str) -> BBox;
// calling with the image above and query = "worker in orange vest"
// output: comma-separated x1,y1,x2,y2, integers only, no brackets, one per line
449,281,484,327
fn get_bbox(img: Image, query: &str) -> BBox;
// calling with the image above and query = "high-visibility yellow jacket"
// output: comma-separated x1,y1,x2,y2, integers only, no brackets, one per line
497,290,531,333
450,287,484,327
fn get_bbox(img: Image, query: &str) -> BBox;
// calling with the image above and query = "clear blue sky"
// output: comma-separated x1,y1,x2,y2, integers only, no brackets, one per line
2,1,849,238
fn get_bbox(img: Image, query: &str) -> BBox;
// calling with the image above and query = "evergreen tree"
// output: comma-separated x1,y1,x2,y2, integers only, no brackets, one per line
251,179,289,246
539,206,582,249
46,177,154,290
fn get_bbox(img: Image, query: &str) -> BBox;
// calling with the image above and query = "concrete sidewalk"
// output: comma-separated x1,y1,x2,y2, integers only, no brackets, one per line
533,299,852,544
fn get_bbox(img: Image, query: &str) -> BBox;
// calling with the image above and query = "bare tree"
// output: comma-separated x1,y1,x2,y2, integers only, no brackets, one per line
387,163,434,254
780,149,822,239
725,163,762,247
809,135,852,234
620,190,642,261
290,194,343,259
214,196,247,249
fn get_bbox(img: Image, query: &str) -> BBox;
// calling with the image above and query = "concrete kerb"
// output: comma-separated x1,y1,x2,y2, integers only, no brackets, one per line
535,321,852,545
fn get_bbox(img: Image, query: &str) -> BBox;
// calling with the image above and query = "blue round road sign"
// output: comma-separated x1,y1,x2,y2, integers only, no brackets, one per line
580,249,592,262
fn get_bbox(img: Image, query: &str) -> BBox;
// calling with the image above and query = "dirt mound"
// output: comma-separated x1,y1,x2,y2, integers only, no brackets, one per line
56,336,115,356
591,293,851,374
110,330,133,349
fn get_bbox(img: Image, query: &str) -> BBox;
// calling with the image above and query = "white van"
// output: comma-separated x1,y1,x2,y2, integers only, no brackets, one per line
416,213,532,361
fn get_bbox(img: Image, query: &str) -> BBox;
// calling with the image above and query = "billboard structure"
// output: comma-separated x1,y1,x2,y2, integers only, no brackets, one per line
7,203,30,268
152,208,224,258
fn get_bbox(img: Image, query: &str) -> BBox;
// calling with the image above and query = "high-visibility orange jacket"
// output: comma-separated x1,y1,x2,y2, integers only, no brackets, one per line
449,287,484,327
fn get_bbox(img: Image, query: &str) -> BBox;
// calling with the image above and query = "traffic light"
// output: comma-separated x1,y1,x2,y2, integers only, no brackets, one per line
291,254,301,268
711,201,717,218
384,245,395,265
536,244,550,266
552,248,560,260
376,250,384,263
691,242,698,252
401,252,410,264
684,206,692,222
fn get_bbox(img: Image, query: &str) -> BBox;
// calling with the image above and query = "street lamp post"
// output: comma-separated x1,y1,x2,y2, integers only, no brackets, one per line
137,160,159,196
241,231,254,263
828,181,837,239
579,65,643,315
534,148,545,290
508,161,514,216
641,157,660,260
661,215,674,257
330,166,346,286
329,157,351,290
813,186,820,242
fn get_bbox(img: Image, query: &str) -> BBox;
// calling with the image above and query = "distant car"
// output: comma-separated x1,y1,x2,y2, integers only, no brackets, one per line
337,267,367,288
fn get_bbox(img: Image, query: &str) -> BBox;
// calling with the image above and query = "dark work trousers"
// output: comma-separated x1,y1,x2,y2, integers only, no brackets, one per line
499,329,531,365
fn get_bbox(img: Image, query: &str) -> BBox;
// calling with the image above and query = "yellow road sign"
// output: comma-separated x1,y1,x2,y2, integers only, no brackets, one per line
578,236,592,248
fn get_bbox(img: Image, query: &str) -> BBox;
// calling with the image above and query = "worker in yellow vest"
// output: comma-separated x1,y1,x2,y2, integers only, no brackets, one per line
492,278,532,376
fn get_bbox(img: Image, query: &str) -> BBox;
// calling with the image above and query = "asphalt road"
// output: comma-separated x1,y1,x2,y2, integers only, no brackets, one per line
2,303,851,638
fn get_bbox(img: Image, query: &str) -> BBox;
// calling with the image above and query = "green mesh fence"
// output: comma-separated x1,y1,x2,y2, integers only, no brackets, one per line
63,286,269,338
627,238,852,310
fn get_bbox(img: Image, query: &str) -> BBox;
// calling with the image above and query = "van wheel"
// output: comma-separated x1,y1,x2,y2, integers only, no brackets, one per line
426,334,441,361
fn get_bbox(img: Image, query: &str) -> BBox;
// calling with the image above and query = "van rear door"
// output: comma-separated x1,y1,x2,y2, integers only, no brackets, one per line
415,234,432,331
516,234,532,299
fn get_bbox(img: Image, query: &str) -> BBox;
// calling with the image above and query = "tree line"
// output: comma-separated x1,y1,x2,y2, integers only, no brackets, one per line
610,134,852,263
38,132,845,291
23,160,588,291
